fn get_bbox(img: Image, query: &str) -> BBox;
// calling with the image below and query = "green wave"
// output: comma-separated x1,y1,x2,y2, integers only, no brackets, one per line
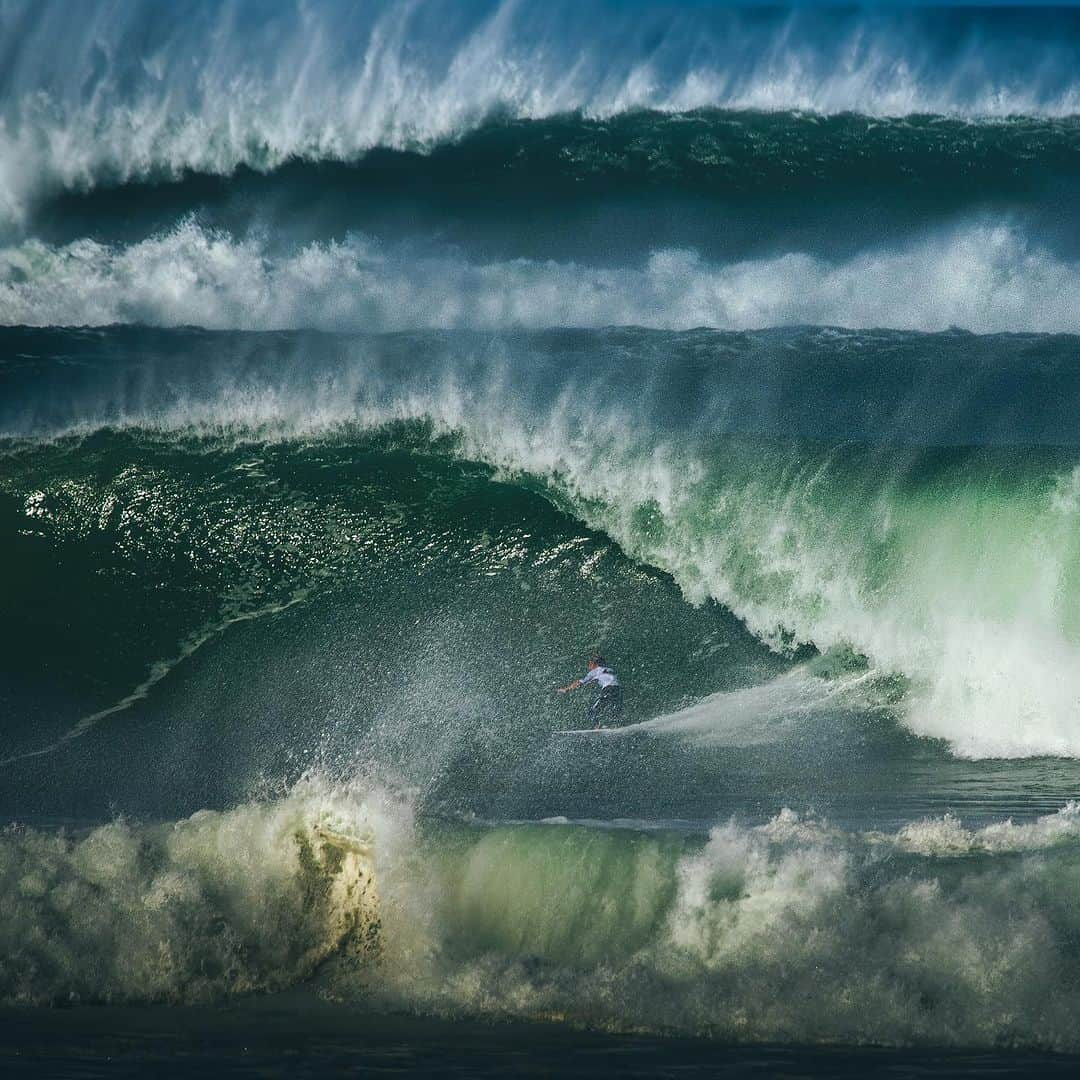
6,325,1080,765
0,428,788,813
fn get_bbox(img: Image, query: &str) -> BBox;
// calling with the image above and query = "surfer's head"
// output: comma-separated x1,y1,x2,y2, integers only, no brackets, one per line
588,652,606,669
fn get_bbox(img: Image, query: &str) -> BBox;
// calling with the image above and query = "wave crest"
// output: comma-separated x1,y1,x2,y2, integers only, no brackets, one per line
5,1,1080,221
12,784,1080,1048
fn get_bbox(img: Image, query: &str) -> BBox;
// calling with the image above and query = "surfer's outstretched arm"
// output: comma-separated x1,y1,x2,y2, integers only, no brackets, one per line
557,679,582,694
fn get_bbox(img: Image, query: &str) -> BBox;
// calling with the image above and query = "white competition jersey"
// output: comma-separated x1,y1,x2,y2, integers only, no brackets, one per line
581,665,619,689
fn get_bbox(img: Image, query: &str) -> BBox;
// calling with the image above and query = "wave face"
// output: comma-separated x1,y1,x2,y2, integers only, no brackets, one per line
5,326,1080,765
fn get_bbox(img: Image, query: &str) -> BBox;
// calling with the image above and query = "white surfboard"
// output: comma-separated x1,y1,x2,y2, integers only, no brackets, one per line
555,727,619,735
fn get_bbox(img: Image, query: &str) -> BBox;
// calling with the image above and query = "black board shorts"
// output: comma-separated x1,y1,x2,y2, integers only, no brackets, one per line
587,684,623,727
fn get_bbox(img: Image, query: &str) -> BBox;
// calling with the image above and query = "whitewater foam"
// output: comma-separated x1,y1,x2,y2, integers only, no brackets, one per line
885,803,1080,856
0,776,388,1004
4,221,1080,335
8,764,1080,1047
367,801,1080,1047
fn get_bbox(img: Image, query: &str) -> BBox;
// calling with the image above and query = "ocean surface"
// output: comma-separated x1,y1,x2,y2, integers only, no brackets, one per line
6,2,1080,1075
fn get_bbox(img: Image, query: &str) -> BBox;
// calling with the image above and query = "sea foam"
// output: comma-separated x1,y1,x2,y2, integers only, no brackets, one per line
10,784,1080,1047
3,221,1080,335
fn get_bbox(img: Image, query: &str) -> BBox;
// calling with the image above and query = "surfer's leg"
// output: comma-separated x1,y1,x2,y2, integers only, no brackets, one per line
591,686,621,728
608,685,624,724
587,692,603,728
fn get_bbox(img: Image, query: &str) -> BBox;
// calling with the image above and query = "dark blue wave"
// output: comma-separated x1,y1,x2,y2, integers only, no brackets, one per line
26,110,1080,264
7,2,1080,231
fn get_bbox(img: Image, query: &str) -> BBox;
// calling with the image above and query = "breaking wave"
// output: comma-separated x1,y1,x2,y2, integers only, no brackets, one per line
5,325,1080,760
9,778,1080,1050
7,2,1080,1059
5,1,1080,222
6,220,1080,334
0,777,386,1005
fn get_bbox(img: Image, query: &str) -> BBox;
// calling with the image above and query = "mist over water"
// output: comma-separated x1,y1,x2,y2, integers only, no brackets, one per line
7,0,1080,226
6,0,1080,1064
6,325,1080,763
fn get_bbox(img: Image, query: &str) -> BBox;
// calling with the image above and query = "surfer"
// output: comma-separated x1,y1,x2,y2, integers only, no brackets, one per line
557,653,623,728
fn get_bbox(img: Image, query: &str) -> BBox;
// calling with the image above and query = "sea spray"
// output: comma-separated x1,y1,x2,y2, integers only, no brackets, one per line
0,777,388,1004
7,2,1080,223
362,803,1080,1047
